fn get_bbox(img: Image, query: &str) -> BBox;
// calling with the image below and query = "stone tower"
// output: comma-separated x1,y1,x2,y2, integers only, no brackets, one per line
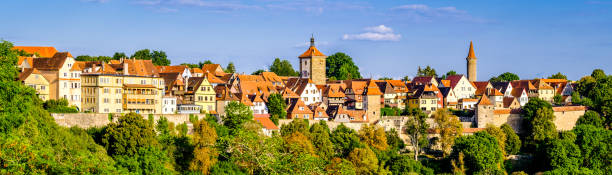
299,36,327,85
466,41,477,82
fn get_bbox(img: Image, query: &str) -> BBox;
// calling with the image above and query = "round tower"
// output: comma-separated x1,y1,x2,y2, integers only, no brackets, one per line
466,41,477,82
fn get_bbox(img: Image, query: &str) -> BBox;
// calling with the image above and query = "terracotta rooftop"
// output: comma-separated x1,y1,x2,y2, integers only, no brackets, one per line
467,41,476,59
13,46,59,58
477,95,492,106
253,116,279,130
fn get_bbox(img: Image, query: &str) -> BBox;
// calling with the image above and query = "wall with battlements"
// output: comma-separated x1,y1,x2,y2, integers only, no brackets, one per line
476,106,587,133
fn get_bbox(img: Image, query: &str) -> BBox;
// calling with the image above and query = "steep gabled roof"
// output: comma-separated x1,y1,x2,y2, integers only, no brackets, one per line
503,97,519,108
123,59,159,76
365,81,383,95
445,74,467,89
477,94,492,106
202,64,226,76
287,100,312,114
281,88,300,98
17,56,34,67
238,93,254,106
412,76,435,85
19,68,43,81
157,65,189,73
32,52,70,70
298,45,326,58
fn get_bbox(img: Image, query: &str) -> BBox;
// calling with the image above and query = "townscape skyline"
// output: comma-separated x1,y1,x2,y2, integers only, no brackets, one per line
2,0,611,80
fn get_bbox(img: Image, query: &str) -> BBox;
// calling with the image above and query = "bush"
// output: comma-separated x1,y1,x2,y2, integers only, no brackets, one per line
43,99,78,113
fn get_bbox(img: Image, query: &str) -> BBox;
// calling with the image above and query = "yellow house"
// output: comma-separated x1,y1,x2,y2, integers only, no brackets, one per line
81,60,165,114
187,76,216,113
407,84,440,114
19,68,50,101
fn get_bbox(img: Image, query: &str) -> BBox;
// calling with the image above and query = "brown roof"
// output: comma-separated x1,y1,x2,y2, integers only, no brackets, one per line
473,81,490,95
253,116,279,130
323,84,345,98
123,59,159,76
477,95,492,106
261,72,283,83
19,68,43,81
298,46,326,58
412,76,435,85
32,52,71,70
215,85,240,101
445,75,468,89
532,79,554,90
13,46,58,58
191,68,204,74
503,97,518,108
202,64,226,76
238,93,254,106
286,77,313,95
486,88,504,96
157,65,188,73
510,87,526,98
511,80,536,90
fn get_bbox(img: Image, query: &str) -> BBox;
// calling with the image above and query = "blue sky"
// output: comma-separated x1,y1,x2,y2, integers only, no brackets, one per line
1,0,611,80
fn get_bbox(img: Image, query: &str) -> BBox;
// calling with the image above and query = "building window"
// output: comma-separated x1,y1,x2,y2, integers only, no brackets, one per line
104,88,109,94
421,100,426,104
116,109,121,113
104,98,109,103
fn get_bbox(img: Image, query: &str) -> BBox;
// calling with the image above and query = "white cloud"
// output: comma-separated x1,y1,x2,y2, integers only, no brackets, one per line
342,32,401,41
391,4,486,23
365,25,393,33
342,25,401,41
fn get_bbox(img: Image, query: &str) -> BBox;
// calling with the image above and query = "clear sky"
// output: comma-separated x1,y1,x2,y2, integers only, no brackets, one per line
2,0,611,80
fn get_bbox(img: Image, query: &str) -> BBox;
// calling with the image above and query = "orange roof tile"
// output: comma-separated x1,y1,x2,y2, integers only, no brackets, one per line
191,68,204,74
366,81,383,95
288,100,312,114
157,65,188,73
477,95,492,106
19,68,43,81
440,80,451,87
17,56,34,67
467,41,476,59
298,46,326,58
552,106,587,112
13,46,58,58
253,116,279,130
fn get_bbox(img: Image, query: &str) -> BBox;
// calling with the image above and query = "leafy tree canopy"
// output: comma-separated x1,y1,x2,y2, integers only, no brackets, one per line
267,93,286,125
416,65,437,77
326,52,362,80
225,62,236,73
451,132,505,174
269,58,298,76
223,101,253,134
548,72,568,80
490,72,520,82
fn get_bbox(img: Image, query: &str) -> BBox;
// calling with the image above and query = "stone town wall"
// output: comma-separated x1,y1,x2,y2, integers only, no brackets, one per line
52,113,208,128
479,106,586,133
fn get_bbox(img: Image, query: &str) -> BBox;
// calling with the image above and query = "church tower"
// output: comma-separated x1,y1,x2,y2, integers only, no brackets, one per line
466,41,477,82
298,36,327,85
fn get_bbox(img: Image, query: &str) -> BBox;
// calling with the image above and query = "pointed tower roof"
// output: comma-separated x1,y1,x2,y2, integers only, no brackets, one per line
477,94,492,106
299,36,326,58
467,41,476,59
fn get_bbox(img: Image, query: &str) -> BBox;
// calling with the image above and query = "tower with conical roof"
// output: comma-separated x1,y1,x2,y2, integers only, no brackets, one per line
298,36,327,85
466,41,477,82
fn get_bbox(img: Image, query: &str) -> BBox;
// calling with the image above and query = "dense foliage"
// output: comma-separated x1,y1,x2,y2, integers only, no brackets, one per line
43,99,78,113
416,65,437,77
490,72,520,82
269,58,298,76
326,52,362,80
451,132,505,174
266,93,286,125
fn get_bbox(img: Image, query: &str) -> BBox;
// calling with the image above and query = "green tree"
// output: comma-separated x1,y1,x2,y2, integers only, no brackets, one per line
403,108,429,160
251,69,265,75
102,112,158,157
42,99,78,113
309,121,334,160
152,50,171,66
553,94,563,105
330,124,364,157
266,93,286,125
545,132,582,170
326,52,362,80
114,146,174,174
225,62,236,73
325,158,357,175
576,110,603,128
378,77,392,80
490,72,520,82
358,124,389,151
385,129,405,151
451,132,505,174
269,58,298,76
75,55,114,62
442,70,457,79
227,130,283,174
548,72,568,80
131,49,152,60
433,109,463,156
280,118,309,137
572,124,612,172
112,52,127,60
401,76,411,82
348,146,379,175
416,65,437,77
575,69,611,125
529,107,558,147
501,124,521,155
387,155,434,175
223,101,253,134
485,124,507,155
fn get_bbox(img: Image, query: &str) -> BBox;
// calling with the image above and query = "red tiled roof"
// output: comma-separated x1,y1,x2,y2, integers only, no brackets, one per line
13,46,58,58
253,116,279,130
298,46,326,58
477,95,492,106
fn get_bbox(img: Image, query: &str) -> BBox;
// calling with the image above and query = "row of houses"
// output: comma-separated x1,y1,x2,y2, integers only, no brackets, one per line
15,44,578,134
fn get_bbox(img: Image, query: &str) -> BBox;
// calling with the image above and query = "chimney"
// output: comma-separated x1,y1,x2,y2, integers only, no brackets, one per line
123,62,129,75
